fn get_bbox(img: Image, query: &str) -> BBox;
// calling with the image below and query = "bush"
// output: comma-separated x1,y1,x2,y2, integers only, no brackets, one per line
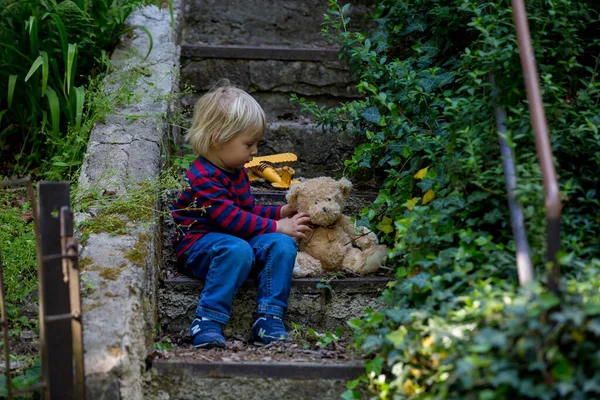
295,0,600,398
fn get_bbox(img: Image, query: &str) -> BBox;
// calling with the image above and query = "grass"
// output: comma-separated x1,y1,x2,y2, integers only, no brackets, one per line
0,189,37,305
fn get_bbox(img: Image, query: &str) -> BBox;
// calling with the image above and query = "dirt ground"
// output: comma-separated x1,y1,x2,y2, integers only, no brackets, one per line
149,332,364,365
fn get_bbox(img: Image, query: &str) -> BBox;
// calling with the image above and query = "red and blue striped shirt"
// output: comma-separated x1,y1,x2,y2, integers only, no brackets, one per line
171,156,281,258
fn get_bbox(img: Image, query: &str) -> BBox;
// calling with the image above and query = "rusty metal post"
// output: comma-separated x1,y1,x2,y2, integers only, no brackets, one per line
60,207,86,400
511,0,562,294
38,182,74,399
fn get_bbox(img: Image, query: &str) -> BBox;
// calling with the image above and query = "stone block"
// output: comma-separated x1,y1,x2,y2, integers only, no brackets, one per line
183,0,371,47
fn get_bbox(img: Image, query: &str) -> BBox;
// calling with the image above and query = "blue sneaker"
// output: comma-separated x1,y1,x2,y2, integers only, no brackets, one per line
252,314,289,345
190,318,226,349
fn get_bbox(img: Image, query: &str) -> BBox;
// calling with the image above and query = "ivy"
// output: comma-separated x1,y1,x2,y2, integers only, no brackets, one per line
299,0,600,398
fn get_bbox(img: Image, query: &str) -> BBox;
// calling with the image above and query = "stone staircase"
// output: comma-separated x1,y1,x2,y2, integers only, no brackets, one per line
145,1,387,398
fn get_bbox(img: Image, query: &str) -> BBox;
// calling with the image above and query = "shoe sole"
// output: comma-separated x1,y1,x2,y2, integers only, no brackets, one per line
252,336,289,347
193,341,226,349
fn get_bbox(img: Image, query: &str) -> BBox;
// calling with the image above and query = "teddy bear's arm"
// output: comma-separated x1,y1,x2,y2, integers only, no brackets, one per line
339,215,379,250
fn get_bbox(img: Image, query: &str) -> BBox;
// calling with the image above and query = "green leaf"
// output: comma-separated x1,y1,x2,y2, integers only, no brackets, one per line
118,25,154,61
385,327,407,347
74,86,85,130
41,51,49,96
50,14,69,64
539,292,561,310
347,318,361,329
376,217,394,234
341,389,360,400
469,343,491,353
27,15,38,56
584,303,600,316
7,75,17,108
46,87,60,138
24,55,44,82
361,106,380,123
365,356,384,375
65,43,77,95
551,358,573,381
474,236,490,246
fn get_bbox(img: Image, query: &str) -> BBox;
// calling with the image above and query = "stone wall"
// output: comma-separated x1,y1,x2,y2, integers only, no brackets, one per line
76,3,181,398
182,0,371,47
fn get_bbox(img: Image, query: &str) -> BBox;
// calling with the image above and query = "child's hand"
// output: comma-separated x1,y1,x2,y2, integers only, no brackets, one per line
276,212,312,239
280,204,298,219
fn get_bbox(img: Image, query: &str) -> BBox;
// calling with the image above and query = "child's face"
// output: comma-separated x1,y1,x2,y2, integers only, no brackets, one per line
211,129,260,171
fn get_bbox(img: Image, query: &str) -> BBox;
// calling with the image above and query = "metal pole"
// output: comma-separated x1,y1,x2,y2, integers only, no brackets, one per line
491,75,534,285
511,0,562,294
60,207,86,400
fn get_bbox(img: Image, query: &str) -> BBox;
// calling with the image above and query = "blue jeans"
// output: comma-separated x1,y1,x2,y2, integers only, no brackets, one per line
180,232,297,325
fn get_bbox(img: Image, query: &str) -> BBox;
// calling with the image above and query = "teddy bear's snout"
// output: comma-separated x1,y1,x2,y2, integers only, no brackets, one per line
308,201,342,226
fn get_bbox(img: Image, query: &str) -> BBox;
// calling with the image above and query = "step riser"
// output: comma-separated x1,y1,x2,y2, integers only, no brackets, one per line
146,375,351,400
180,58,357,119
180,58,356,97
173,119,363,182
261,122,358,178
183,91,348,122
159,279,385,337
183,0,370,47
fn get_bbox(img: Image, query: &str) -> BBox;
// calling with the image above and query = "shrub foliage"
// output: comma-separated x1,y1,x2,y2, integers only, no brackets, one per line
0,0,149,177
296,0,600,398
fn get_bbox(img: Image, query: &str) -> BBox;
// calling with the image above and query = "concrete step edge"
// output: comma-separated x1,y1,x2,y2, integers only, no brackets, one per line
181,44,340,61
152,359,364,380
164,276,392,295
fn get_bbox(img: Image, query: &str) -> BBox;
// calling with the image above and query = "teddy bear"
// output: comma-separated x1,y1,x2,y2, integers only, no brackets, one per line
286,176,388,278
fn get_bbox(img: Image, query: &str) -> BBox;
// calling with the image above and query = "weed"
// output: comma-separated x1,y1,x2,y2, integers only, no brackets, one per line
316,273,345,295
80,274,96,297
153,336,172,351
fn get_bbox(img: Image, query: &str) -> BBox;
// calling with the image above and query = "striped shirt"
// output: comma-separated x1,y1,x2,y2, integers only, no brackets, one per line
171,156,281,258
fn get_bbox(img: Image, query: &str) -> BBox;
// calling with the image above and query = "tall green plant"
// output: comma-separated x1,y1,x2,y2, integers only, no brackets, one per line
0,0,150,177
294,0,600,398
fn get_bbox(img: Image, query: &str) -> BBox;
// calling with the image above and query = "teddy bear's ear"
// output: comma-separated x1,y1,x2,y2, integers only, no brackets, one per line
286,181,302,206
338,177,352,198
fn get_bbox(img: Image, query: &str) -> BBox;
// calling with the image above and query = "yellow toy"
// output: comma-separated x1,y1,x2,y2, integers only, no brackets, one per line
245,153,300,189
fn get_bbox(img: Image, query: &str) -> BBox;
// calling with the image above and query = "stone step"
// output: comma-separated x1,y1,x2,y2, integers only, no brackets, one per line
180,47,358,120
158,276,390,337
182,0,370,48
147,359,364,399
182,44,341,61
262,121,359,178
173,119,365,180
251,191,378,215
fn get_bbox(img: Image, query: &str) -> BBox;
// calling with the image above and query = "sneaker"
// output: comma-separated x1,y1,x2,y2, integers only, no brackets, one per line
190,318,226,349
251,314,289,345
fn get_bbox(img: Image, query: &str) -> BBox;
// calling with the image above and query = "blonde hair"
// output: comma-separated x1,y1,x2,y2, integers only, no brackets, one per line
185,84,266,156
